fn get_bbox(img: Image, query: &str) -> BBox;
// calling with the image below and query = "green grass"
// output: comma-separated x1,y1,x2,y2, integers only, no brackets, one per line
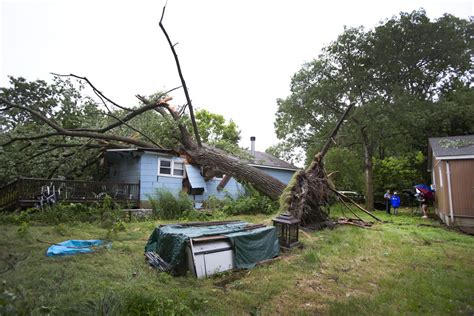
0,207,473,315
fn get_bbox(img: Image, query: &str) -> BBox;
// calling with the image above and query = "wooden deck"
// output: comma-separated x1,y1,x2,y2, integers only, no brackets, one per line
0,177,140,211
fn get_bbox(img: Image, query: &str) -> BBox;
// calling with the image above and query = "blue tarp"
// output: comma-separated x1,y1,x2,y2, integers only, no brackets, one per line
46,239,108,257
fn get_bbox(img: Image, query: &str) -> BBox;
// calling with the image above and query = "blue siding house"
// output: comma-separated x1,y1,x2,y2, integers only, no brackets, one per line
105,148,299,208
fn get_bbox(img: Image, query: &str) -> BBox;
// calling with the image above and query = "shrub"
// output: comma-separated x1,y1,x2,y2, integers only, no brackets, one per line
222,184,278,215
202,195,224,210
148,190,194,220
0,195,124,226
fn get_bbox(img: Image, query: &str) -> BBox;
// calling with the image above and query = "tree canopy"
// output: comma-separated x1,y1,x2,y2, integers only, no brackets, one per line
275,9,473,208
0,77,242,185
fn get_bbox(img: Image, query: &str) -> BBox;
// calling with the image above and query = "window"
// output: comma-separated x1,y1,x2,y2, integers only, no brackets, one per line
158,159,185,177
159,159,171,175
173,162,184,176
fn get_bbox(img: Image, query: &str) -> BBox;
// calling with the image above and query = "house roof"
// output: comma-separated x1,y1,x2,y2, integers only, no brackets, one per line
429,135,474,160
105,148,299,171
246,151,299,171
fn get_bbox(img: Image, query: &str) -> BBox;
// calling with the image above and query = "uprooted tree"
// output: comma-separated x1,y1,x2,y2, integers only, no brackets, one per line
0,6,359,227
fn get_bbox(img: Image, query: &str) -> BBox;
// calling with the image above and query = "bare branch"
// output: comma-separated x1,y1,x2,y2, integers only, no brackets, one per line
159,5,202,146
318,102,355,158
51,73,133,112
70,87,179,134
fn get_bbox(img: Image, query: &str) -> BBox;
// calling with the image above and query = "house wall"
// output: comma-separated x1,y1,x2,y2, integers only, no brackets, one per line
106,152,298,208
256,167,296,184
202,177,245,201
201,167,296,201
107,152,140,183
139,152,184,207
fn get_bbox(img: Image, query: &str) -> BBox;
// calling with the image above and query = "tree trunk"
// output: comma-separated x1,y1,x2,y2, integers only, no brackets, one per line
184,144,286,201
363,141,374,211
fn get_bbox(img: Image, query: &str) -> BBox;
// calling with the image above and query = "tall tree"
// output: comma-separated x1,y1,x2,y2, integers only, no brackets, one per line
275,10,472,209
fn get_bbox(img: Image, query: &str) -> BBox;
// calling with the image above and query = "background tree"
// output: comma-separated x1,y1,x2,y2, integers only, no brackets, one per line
0,77,107,183
275,10,472,210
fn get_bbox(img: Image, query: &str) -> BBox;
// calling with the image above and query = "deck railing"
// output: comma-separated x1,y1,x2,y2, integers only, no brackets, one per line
0,177,140,210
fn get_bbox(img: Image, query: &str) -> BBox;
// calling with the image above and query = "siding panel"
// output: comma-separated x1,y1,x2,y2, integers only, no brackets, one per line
139,153,184,202
450,159,474,216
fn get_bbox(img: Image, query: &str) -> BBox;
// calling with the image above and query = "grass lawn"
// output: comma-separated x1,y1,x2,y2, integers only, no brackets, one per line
0,208,473,315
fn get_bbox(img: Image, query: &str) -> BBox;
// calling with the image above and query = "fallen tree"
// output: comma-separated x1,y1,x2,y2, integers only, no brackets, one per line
0,5,366,227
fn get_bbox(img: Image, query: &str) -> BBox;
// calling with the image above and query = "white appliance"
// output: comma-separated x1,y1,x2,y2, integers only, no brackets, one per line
186,236,235,278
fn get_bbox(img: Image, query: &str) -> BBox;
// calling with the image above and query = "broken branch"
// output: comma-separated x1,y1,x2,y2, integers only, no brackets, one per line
159,4,202,147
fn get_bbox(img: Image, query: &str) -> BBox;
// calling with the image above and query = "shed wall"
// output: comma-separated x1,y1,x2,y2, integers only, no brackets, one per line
432,158,449,216
450,159,474,217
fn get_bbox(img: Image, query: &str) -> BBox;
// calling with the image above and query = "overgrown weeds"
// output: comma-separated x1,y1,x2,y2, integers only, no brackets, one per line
221,184,278,215
0,195,126,237
148,190,194,220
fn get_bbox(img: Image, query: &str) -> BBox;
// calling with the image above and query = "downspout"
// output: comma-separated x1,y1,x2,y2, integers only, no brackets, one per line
446,161,454,224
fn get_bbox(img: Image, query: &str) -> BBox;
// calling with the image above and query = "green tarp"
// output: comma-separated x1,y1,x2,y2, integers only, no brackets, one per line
144,221,279,273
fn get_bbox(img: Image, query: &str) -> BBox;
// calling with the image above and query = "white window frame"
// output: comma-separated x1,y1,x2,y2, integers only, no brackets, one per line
157,158,185,178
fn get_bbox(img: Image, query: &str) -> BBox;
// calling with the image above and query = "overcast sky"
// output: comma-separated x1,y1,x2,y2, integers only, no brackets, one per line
1,0,472,152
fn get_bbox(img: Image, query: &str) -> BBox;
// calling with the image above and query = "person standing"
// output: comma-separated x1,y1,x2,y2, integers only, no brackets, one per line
390,191,401,215
416,188,430,219
384,190,391,214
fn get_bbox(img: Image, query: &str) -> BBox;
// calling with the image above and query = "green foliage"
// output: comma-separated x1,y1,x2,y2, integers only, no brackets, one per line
148,190,194,220
0,76,107,184
373,151,424,191
222,184,278,215
324,147,364,192
16,221,30,238
274,10,473,204
195,109,241,145
0,196,124,227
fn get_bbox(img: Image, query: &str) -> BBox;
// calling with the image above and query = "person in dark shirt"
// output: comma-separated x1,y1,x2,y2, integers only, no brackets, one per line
384,190,391,214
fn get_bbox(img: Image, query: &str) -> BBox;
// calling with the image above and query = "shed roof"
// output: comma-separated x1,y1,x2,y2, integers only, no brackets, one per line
246,151,299,171
429,135,474,159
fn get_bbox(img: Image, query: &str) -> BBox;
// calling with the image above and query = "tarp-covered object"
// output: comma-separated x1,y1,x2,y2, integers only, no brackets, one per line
145,221,279,273
227,226,279,269
46,239,108,257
